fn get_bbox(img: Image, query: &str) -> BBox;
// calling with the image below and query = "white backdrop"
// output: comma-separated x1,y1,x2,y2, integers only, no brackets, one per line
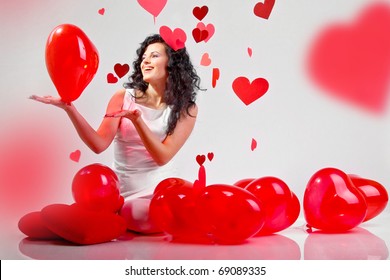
1,0,390,222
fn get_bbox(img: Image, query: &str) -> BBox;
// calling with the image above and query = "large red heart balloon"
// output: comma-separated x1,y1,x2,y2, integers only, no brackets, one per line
72,163,123,213
150,178,206,242
303,168,368,232
41,203,127,245
349,175,388,222
244,177,300,235
18,211,60,240
46,24,99,103
196,184,265,244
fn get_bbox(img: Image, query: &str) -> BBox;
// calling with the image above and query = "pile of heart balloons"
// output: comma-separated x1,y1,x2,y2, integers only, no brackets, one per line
18,163,126,245
149,166,300,244
303,167,388,232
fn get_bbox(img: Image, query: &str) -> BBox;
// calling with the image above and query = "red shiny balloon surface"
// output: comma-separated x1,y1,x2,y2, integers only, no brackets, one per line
46,24,99,103
303,168,367,232
150,179,205,241
349,175,388,222
72,163,123,213
245,176,300,235
196,184,265,244
41,203,126,245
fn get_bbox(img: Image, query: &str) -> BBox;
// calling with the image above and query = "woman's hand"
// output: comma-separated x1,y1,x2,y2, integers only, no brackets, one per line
105,109,142,122
29,95,72,110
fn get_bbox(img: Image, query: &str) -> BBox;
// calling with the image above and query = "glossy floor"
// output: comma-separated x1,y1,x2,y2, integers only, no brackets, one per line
1,211,389,260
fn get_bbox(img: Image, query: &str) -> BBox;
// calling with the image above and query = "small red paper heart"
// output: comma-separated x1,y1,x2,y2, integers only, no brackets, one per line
207,152,214,161
98,8,105,15
232,76,269,105
192,28,209,43
69,149,81,162
196,154,206,166
159,26,186,51
107,73,118,84
251,138,257,151
114,63,130,78
41,203,127,245
253,0,275,20
193,6,209,21
212,68,220,88
248,47,253,57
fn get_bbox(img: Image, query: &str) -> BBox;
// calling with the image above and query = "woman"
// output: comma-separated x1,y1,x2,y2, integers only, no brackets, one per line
30,34,202,233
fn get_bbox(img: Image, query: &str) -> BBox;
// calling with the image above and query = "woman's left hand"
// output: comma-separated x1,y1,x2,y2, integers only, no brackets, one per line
105,109,142,122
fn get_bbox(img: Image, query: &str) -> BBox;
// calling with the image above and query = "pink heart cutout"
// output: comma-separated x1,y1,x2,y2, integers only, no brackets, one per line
69,149,81,162
159,26,186,51
200,53,211,66
196,22,215,43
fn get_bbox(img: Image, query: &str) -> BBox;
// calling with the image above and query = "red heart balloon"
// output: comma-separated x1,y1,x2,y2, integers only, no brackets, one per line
41,203,126,245
18,211,60,240
150,178,206,242
245,177,300,235
303,168,368,232
72,163,123,213
46,24,99,103
349,175,388,222
196,184,265,244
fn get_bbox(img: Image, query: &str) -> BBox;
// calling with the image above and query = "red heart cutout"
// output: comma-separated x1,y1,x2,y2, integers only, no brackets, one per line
192,28,208,43
107,73,118,84
232,76,269,105
98,8,105,15
196,22,215,43
193,6,209,21
207,152,214,162
159,26,186,51
196,154,206,166
69,149,81,162
41,203,127,245
114,63,130,78
253,0,275,20
306,3,390,114
303,168,367,232
212,67,220,88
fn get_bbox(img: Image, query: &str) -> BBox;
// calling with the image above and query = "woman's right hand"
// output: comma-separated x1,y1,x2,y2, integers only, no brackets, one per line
29,95,72,110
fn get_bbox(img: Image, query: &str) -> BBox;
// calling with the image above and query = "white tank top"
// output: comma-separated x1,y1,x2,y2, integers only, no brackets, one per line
113,89,177,199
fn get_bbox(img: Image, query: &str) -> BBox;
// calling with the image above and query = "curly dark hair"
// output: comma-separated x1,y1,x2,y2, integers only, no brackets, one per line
124,34,202,135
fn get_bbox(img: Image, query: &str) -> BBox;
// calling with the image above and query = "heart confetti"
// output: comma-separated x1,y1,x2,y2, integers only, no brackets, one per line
200,53,212,66
69,149,81,162
253,0,275,20
114,63,130,78
232,76,269,105
212,68,220,88
107,73,118,84
159,26,187,51
193,6,209,21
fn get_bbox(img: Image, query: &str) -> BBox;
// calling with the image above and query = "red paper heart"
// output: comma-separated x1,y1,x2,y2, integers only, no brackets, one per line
253,0,275,19
69,149,81,162
41,203,127,245
303,168,367,232
107,73,118,83
207,152,214,162
232,76,269,105
114,63,130,78
192,28,208,43
306,3,390,114
196,154,206,166
159,26,186,51
212,68,220,88
193,6,209,21
196,22,215,42
98,8,105,15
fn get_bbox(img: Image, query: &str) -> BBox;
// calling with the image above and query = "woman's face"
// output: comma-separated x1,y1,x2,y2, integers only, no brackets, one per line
141,42,169,85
